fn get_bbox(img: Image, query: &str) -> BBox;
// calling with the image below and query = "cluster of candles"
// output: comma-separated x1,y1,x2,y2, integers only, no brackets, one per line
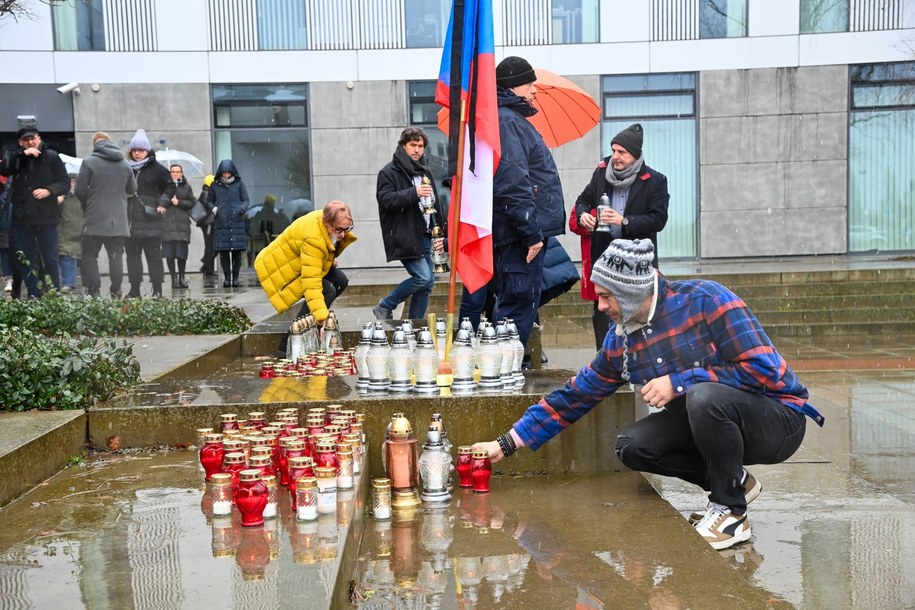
258,351,357,378
374,412,492,521
356,315,527,396
197,406,365,527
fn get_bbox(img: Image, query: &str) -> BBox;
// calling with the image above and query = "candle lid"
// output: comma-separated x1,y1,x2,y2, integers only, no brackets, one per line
239,469,262,482
197,427,214,435
471,449,489,459
314,466,336,479
210,473,232,484
248,411,266,419
262,475,277,487
289,456,313,467
297,476,317,489
204,433,224,443
458,446,473,455
291,427,309,437
223,452,246,464
249,455,271,467
220,413,238,421
372,477,391,487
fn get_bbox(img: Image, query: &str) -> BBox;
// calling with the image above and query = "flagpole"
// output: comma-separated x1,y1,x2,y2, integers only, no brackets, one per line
445,99,468,362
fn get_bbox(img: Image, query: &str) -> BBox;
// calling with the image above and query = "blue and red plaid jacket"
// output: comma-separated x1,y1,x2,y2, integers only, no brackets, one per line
514,275,825,451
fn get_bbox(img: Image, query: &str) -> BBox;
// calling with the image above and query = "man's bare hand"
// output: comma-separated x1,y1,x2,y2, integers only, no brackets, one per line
641,375,675,408
526,241,543,263
579,212,597,231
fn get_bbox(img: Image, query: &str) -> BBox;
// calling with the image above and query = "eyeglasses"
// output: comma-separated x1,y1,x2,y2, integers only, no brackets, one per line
332,224,354,235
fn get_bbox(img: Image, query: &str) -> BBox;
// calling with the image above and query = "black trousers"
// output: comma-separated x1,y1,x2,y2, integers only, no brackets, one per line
615,382,807,513
125,235,163,294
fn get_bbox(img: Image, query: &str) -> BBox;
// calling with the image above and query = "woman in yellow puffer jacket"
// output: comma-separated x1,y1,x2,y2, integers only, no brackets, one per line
255,200,356,332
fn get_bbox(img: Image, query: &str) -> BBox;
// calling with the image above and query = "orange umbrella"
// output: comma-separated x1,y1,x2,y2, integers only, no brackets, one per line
437,67,600,148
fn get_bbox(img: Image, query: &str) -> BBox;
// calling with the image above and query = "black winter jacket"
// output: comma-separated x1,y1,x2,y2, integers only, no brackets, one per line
159,177,195,243
208,159,249,252
376,152,446,262
573,157,669,268
0,143,69,226
128,153,171,239
492,88,565,248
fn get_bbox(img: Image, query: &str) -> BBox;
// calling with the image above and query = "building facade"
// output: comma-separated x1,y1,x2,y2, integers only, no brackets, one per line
1,0,914,269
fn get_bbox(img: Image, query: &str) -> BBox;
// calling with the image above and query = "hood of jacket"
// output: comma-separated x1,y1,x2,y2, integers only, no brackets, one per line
215,159,240,180
497,87,538,118
92,140,125,162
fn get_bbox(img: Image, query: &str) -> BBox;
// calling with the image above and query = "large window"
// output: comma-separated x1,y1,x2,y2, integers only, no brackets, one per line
551,0,599,44
257,0,307,50
52,0,105,50
700,0,747,38
848,63,915,253
212,84,312,220
602,74,697,259
406,0,449,48
800,0,849,33
408,82,449,208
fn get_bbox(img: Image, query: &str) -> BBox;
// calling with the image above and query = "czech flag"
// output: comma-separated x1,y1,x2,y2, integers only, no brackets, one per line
435,0,499,294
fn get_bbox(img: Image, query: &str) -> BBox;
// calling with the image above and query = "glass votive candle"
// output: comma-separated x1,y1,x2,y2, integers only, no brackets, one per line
342,433,363,474
249,455,274,479
295,477,318,521
222,451,247,490
325,404,342,425
372,477,392,520
247,411,267,429
236,469,268,527
262,474,278,519
210,473,234,516
456,446,473,488
315,466,337,515
288,456,316,509
200,433,225,481
336,448,354,490
471,449,492,494
220,413,239,433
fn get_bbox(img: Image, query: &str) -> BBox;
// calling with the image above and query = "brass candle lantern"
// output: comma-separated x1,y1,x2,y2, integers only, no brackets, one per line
412,327,440,394
418,426,452,504
386,329,414,392
383,414,421,509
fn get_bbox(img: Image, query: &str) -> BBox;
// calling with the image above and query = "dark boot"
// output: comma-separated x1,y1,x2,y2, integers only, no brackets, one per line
171,275,180,289
152,283,163,298
177,275,189,289
127,285,141,299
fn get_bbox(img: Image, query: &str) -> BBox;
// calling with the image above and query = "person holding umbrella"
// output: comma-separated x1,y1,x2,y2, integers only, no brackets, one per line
206,159,249,288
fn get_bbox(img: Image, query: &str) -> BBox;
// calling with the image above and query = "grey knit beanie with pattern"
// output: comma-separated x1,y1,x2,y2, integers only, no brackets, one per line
591,239,657,328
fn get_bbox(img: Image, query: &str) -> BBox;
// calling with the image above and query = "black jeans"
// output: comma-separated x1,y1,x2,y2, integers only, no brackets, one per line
615,382,807,513
125,235,164,295
81,235,125,296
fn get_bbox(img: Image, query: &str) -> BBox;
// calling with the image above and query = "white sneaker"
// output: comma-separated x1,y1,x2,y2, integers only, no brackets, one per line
3,278,11,294
694,504,752,550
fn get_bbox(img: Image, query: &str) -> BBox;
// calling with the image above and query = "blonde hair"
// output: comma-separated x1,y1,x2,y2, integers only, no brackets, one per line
92,131,111,145
322,200,352,227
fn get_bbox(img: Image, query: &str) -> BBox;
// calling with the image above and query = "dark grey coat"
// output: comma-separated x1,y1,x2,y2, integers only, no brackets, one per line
75,140,137,237
159,177,195,243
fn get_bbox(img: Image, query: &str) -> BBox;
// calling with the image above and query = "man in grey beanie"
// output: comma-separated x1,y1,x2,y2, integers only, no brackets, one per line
472,239,825,551
571,123,670,350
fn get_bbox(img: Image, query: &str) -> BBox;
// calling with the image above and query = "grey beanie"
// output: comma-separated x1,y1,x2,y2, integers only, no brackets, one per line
591,239,656,327
611,123,643,159
129,129,151,151
496,56,536,89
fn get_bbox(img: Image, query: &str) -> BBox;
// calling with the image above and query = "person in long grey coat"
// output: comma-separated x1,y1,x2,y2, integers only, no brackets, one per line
75,131,137,298
206,159,249,287
159,164,195,289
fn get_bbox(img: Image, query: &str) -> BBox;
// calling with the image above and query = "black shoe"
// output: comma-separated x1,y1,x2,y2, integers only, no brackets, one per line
171,277,180,289
540,349,549,364
231,278,241,287
127,290,141,299
177,276,189,289
223,279,232,288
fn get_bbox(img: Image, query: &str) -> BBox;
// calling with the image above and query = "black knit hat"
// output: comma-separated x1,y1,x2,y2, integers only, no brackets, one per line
496,56,536,89
611,123,643,158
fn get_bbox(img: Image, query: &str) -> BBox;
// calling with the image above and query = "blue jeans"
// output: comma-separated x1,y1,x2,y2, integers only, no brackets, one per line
59,254,78,289
10,223,60,297
379,236,435,319
615,383,807,513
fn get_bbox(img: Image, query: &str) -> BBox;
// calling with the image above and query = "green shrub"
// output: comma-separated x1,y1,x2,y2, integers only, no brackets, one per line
0,327,141,411
0,295,251,336
0,295,251,412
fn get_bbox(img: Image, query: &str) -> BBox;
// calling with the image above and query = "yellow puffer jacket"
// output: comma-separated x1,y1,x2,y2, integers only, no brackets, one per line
254,210,356,321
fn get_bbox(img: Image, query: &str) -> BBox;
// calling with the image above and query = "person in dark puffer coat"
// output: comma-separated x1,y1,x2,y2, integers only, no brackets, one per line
159,164,195,289
206,159,249,288
125,129,170,298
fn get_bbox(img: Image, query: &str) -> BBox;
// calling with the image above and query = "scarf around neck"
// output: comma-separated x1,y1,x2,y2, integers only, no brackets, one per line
129,156,151,171
393,146,428,177
605,155,644,189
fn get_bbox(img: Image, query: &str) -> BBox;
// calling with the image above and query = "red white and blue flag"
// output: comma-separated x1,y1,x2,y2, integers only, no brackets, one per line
435,0,499,294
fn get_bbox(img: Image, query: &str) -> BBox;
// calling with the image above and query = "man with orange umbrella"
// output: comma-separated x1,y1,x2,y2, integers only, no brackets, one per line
460,55,565,351
571,123,670,348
